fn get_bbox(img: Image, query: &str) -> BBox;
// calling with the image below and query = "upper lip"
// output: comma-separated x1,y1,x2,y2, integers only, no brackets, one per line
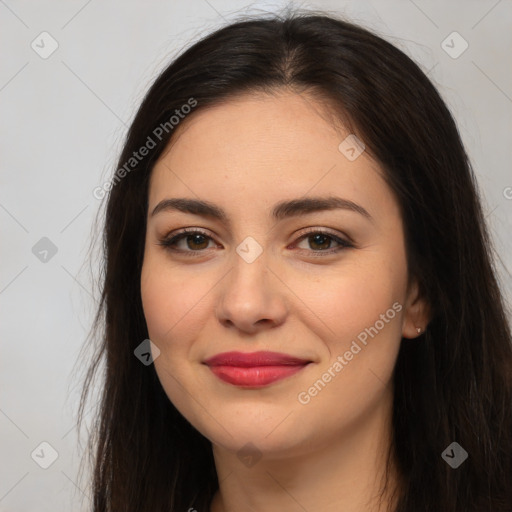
203,351,312,367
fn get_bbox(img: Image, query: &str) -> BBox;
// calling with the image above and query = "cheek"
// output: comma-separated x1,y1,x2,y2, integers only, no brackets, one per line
140,261,202,406
293,256,406,409
291,259,404,346
140,262,174,341
140,255,216,349
292,271,403,424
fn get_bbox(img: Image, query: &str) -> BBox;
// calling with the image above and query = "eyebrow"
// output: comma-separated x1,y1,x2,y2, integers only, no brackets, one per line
150,196,373,224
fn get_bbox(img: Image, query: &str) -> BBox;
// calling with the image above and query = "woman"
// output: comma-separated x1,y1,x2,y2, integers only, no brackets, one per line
79,10,512,512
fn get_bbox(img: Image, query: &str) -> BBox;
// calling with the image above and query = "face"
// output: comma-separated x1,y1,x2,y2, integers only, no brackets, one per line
140,90,426,459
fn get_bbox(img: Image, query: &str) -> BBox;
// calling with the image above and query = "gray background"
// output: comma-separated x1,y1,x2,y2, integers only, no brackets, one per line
1,0,511,510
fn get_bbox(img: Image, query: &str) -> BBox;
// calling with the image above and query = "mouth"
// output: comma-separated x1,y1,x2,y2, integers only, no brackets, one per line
203,351,313,388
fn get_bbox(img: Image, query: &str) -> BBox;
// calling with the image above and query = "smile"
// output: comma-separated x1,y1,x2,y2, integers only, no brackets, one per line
203,351,312,388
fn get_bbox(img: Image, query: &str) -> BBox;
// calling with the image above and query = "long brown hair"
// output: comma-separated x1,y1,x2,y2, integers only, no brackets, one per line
78,10,512,511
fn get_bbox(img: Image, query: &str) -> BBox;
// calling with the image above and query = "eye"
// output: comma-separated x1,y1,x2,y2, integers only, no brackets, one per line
158,228,353,256
157,228,216,254
292,229,353,255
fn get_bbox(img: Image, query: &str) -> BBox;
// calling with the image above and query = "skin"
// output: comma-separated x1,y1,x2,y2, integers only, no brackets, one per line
140,90,429,512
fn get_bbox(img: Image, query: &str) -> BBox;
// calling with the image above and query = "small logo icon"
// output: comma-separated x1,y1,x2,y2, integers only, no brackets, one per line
338,134,365,161
441,441,468,468
236,236,263,264
31,441,59,469
237,442,262,468
31,32,59,59
134,339,161,365
441,32,468,59
32,237,58,263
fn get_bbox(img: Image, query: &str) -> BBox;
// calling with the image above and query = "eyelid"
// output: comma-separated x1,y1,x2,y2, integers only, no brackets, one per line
290,228,353,256
157,227,216,253
293,226,354,245
158,226,354,256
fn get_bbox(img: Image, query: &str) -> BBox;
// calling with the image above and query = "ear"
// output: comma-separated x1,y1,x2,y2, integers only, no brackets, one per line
401,279,430,339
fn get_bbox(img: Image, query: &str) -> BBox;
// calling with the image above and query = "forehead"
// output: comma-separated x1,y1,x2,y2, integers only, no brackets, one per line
157,91,347,172
147,91,398,222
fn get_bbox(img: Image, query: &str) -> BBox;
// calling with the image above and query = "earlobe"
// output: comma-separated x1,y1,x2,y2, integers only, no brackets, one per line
402,318,428,339
402,280,430,339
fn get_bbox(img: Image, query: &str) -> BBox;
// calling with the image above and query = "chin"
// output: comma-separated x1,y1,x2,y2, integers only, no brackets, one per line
186,409,293,447
211,430,303,458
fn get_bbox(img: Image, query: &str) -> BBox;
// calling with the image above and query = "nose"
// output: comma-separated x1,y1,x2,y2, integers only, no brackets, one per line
215,250,288,334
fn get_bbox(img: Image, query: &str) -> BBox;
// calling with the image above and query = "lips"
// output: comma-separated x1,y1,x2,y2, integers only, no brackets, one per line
203,351,312,387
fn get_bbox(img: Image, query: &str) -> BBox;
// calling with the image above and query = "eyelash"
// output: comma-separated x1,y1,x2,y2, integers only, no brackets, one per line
157,227,354,257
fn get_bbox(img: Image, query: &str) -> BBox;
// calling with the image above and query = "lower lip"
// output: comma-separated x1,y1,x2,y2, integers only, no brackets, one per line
207,364,309,387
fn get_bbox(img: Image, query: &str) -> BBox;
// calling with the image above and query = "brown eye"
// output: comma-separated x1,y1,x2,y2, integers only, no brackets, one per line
158,229,216,254
305,233,333,250
294,230,352,254
183,233,210,250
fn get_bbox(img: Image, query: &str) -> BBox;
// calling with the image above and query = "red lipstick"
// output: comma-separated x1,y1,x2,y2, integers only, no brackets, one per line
203,351,312,388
